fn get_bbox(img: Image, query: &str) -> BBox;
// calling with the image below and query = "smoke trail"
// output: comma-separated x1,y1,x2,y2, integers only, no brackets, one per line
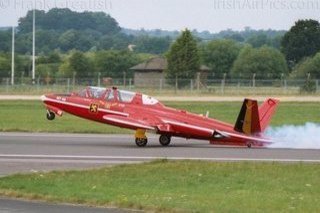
265,123,320,149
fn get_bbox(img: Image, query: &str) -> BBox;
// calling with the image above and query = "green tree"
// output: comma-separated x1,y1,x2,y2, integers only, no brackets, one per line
99,33,132,50
166,29,200,80
290,52,320,79
35,30,60,54
94,50,140,78
16,9,126,53
247,34,268,48
58,51,93,77
133,35,171,54
223,33,244,42
36,52,62,78
269,35,282,49
18,10,46,34
281,19,320,64
59,30,80,52
18,9,120,35
0,30,11,52
201,39,241,78
231,45,288,79
0,54,10,77
15,33,32,54
0,53,29,78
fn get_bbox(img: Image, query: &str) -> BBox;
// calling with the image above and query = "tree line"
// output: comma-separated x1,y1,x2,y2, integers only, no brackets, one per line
166,19,320,83
0,9,284,56
0,8,171,55
1,9,320,83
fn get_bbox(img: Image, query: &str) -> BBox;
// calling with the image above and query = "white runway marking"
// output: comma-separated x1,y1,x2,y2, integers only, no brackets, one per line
1,154,319,163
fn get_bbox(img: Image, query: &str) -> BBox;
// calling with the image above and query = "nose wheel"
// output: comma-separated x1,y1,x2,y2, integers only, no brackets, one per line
159,135,171,146
46,111,55,121
135,129,148,147
135,138,148,147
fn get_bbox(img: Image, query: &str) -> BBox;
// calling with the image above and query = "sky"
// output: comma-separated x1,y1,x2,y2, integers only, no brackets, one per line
0,0,320,32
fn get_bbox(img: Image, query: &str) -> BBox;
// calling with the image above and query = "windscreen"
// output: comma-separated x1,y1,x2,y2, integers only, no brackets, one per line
88,87,106,99
142,94,159,105
118,90,136,103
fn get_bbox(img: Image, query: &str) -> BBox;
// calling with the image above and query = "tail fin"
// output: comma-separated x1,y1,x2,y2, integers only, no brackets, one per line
258,98,279,131
234,98,279,135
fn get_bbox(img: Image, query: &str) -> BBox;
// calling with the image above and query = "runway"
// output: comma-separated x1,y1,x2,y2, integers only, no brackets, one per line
1,132,320,212
1,132,320,177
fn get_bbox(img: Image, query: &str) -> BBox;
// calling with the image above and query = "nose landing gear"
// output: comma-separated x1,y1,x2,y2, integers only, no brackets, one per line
46,111,55,121
135,129,148,147
135,138,148,147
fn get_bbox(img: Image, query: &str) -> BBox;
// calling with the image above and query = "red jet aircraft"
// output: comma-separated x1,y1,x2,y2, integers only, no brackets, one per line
41,87,279,148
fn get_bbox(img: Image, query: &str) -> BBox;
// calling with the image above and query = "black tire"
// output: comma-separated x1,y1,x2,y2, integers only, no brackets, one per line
159,135,171,146
46,111,55,121
135,138,148,147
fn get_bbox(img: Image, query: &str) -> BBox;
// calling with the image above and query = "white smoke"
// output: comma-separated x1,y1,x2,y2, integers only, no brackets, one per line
265,123,320,149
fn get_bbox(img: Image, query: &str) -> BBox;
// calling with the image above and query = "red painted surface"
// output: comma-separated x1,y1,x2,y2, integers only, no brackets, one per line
42,87,279,147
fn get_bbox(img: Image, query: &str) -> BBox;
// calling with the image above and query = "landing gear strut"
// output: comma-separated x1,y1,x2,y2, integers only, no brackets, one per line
159,135,171,146
135,129,148,147
246,142,252,148
46,111,55,121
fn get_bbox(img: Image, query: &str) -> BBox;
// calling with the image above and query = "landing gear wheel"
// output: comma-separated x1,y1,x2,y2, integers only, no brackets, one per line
46,111,55,121
135,138,148,147
159,135,171,146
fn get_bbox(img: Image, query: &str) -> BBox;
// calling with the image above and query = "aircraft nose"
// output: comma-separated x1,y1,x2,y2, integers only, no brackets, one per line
41,95,47,102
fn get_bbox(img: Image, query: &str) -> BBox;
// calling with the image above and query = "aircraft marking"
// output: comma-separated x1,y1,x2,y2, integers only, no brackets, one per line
89,103,99,114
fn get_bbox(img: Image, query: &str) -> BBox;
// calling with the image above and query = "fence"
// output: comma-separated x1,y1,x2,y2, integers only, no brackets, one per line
0,77,319,96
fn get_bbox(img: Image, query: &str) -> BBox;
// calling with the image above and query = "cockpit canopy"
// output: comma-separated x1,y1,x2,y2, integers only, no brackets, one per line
77,86,160,105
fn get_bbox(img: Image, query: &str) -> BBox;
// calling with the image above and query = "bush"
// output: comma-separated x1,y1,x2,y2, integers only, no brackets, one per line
300,80,316,93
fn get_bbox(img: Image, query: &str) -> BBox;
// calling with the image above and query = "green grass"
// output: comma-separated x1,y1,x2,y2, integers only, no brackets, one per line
0,160,319,212
0,101,320,133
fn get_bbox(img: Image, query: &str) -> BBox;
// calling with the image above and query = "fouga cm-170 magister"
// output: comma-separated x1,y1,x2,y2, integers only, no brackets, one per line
41,86,279,148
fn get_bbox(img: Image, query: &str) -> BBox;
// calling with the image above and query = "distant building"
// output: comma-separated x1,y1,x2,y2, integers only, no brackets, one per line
130,56,210,88
130,56,167,88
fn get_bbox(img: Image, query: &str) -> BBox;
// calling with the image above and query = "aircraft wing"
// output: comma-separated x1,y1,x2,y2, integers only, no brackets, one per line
103,115,155,130
157,119,214,138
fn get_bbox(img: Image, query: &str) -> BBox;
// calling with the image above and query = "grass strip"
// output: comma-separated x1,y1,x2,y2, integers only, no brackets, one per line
0,160,319,212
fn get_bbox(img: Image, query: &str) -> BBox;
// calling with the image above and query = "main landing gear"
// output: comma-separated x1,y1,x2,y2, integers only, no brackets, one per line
159,135,171,146
46,110,55,121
